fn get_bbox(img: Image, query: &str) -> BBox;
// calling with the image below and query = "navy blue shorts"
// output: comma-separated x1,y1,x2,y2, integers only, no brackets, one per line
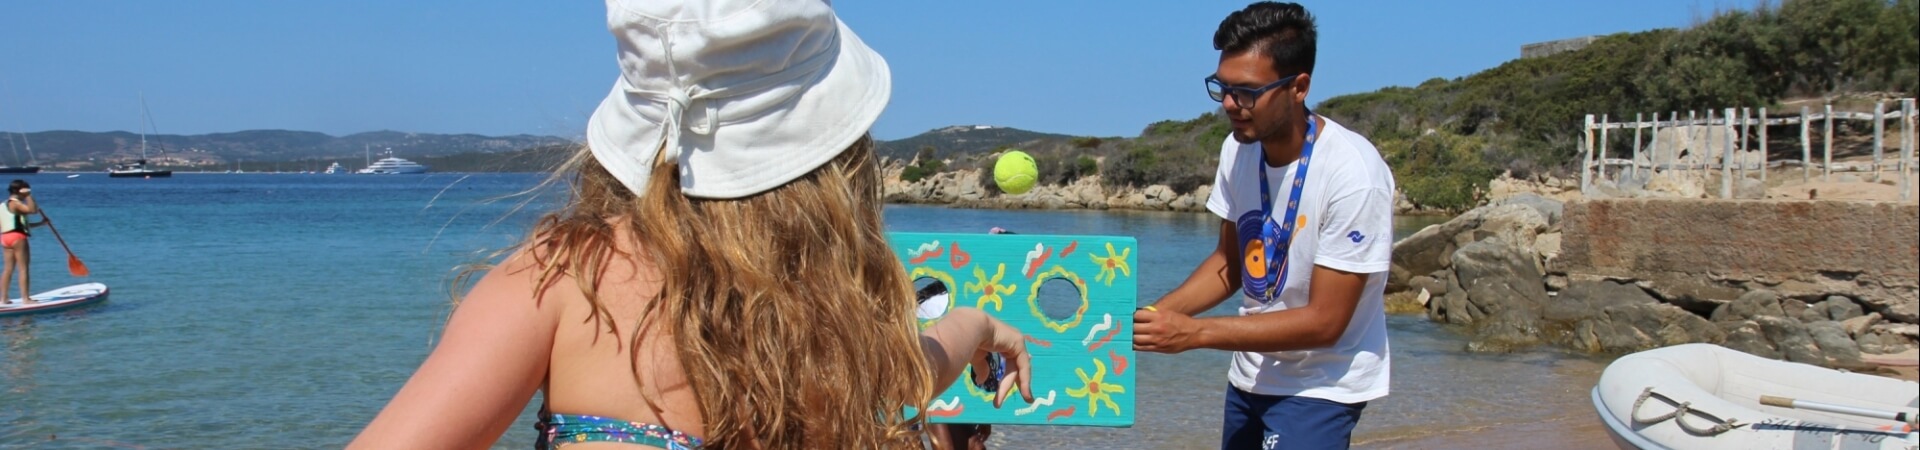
1221,387,1367,450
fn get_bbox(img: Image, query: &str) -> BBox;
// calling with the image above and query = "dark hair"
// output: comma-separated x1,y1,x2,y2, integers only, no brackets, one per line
7,179,25,196
1213,2,1317,76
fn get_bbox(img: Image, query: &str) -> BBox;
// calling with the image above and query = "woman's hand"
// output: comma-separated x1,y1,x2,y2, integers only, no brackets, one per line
920,308,1036,408
973,312,1035,408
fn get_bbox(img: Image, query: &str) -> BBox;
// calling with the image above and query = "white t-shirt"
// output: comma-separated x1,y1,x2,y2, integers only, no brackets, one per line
1203,116,1394,404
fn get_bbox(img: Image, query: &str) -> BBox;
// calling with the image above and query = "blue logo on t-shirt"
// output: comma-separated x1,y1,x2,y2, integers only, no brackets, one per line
1347,230,1365,243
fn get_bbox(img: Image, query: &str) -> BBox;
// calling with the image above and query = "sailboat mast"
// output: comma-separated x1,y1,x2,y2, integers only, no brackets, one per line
140,94,160,160
20,131,34,165
138,100,148,160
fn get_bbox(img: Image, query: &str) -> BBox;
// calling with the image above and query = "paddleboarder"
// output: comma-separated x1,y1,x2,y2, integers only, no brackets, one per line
1,179,48,305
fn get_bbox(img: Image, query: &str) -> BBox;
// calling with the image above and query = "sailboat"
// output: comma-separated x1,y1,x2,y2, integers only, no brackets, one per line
0,131,42,174
108,95,173,178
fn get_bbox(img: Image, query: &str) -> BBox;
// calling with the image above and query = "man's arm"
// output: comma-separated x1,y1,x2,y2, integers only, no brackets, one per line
1138,185,1391,354
1143,220,1241,316
1135,265,1366,353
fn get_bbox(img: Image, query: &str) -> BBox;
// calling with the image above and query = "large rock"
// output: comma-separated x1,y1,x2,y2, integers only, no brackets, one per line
1391,223,1459,282
1438,238,1548,328
1545,280,1659,323
1562,303,1724,353
1841,313,1882,337
1805,321,1862,365
1429,269,1479,325
1392,203,1552,282
1856,329,1918,354
1715,290,1785,322
1719,320,1780,359
1493,193,1565,226
1466,204,1550,256
1756,316,1825,365
1409,276,1447,298
1533,232,1563,267
1813,296,1865,321
1782,298,1823,323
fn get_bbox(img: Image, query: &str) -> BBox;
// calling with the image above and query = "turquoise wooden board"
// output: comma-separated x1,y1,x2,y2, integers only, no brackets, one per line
891,232,1136,427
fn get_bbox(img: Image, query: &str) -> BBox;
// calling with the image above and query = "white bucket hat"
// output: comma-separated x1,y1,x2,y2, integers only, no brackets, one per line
586,0,891,199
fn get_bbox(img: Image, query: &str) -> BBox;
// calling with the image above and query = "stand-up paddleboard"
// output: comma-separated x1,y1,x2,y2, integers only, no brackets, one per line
0,283,109,317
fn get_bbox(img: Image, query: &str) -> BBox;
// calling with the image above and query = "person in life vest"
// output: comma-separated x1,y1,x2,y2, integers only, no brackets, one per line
1,179,48,305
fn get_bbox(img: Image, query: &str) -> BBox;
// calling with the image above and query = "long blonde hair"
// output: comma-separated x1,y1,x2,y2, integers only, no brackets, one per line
522,136,932,448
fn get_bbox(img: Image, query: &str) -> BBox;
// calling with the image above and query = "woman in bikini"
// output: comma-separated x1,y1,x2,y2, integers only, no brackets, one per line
0,179,45,305
350,1,1034,448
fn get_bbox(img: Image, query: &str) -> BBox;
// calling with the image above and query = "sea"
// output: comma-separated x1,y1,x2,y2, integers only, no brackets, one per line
0,173,1609,449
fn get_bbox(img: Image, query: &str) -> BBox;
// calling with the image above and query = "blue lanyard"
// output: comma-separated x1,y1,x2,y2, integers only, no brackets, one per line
1254,113,1317,302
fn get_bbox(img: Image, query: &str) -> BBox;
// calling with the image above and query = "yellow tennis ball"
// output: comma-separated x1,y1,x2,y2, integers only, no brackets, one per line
993,150,1039,194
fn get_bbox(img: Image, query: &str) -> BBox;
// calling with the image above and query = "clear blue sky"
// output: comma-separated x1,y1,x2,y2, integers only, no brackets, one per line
0,1,1747,141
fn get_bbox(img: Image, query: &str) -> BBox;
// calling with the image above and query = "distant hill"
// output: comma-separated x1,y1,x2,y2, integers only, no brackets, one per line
875,125,1079,161
0,129,573,170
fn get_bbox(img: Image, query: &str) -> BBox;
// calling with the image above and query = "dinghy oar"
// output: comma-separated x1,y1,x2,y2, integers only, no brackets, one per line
37,211,88,277
1760,395,1918,430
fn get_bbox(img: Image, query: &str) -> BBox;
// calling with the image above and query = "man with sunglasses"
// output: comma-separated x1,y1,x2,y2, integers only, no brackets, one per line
1133,2,1394,449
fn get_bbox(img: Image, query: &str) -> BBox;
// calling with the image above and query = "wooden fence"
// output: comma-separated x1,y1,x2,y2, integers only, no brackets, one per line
1580,98,1917,201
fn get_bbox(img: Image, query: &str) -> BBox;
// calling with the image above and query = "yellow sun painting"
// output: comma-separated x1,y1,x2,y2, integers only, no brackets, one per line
1065,358,1126,417
964,263,1017,311
1089,242,1132,286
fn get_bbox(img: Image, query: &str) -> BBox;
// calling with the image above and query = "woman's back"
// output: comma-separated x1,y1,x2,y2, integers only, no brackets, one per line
534,226,707,447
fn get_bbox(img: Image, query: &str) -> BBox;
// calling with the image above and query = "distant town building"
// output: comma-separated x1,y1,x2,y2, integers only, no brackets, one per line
1521,35,1598,59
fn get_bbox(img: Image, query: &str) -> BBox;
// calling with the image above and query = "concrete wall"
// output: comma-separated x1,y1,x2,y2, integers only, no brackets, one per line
1559,199,1918,320
1521,36,1598,59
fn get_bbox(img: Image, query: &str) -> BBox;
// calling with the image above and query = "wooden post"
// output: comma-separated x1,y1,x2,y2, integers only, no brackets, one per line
1633,113,1643,181
1583,114,1595,194
1651,112,1663,175
1874,101,1884,183
1759,107,1768,184
1690,110,1699,178
1905,99,1914,202
1801,106,1811,183
1743,107,1758,178
1723,108,1735,199
1600,114,1610,181
1824,103,1834,182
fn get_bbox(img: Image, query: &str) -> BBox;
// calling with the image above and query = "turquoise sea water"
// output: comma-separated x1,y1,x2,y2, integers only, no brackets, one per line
0,174,1605,449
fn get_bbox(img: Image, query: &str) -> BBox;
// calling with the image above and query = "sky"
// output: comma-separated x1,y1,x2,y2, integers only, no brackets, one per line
0,1,1752,141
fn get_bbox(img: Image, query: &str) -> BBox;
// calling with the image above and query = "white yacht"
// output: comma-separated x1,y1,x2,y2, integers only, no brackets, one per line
357,156,428,174
324,162,344,174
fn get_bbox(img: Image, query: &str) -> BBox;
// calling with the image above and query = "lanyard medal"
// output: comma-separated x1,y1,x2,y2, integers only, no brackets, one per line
1253,113,1317,303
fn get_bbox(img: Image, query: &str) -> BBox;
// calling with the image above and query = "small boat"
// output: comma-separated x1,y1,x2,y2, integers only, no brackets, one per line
1593,343,1918,449
3,129,43,174
324,162,344,174
108,159,173,178
109,95,174,178
0,283,110,317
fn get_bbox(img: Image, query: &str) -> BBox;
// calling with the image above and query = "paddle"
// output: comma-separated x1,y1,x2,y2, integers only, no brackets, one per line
36,211,88,277
1760,395,1918,431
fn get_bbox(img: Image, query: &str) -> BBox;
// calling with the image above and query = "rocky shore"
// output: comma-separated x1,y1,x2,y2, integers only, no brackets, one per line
881,166,1429,214
1388,192,1919,373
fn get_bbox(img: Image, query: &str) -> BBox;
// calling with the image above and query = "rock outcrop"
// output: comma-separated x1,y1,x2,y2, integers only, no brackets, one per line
1388,196,1918,370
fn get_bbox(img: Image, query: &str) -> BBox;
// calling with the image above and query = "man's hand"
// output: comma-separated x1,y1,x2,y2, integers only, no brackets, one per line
1133,308,1202,354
